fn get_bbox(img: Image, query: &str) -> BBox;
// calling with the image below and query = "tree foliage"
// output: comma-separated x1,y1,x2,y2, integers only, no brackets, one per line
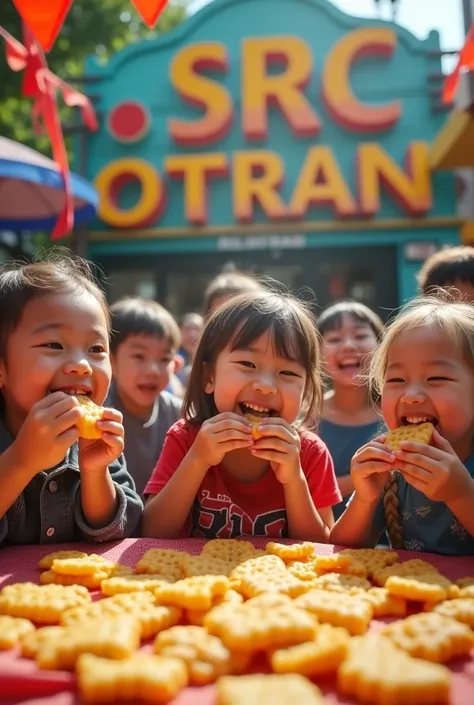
0,0,187,154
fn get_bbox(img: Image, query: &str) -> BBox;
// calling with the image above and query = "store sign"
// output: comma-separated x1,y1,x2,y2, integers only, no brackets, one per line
217,234,307,251
94,28,432,229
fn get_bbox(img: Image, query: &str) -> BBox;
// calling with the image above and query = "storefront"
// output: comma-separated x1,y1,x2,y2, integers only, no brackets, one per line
82,0,461,317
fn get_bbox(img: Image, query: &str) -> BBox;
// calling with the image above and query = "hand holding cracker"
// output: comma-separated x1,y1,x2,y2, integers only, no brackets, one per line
190,412,253,467
78,405,125,474
350,435,396,502
249,418,301,484
391,426,473,502
10,392,83,476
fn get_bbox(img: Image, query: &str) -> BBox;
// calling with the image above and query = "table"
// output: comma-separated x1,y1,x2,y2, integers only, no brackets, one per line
0,538,473,705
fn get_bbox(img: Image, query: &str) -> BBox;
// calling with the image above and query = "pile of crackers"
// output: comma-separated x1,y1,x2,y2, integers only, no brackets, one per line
0,540,473,704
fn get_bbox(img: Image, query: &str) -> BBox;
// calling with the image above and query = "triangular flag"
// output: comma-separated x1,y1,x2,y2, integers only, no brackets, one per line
443,25,474,104
131,0,168,28
12,0,73,52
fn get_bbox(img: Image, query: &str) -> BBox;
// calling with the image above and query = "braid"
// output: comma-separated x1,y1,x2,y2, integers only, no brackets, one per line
383,471,403,549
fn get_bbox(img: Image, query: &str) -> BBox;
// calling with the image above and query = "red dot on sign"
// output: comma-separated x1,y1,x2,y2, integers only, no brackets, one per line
107,101,150,143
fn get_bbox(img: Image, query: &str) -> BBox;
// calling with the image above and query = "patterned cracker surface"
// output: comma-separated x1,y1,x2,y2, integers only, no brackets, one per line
135,549,186,581
76,395,104,439
40,569,110,589
449,577,474,599
373,559,440,587
313,573,371,595
340,548,399,578
286,561,319,581
186,589,243,627
154,625,231,685
76,653,188,704
382,612,474,662
384,422,434,451
204,598,317,652
201,539,257,564
20,626,64,660
430,598,474,628
216,674,325,705
0,615,35,649
38,551,88,571
51,555,116,576
228,555,287,588
180,555,233,578
294,589,373,635
270,623,350,677
155,575,229,610
35,615,141,670
0,582,91,624
245,413,263,441
238,569,308,599
359,587,407,617
338,634,451,705
101,574,171,596
265,542,314,563
385,573,453,602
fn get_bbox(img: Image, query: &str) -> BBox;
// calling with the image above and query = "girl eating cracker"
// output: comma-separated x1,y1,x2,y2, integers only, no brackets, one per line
330,295,474,555
142,290,341,540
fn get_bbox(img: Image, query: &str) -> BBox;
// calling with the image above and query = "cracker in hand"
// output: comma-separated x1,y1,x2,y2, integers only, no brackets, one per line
76,395,104,439
384,422,434,451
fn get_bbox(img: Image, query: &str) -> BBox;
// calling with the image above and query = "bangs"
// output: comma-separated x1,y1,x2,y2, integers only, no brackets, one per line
318,302,384,338
230,314,308,365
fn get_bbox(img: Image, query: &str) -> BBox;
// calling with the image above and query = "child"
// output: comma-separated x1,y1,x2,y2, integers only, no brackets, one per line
417,245,474,301
142,290,341,540
178,312,204,366
0,255,143,548
108,297,183,496
330,295,474,555
204,270,264,317
318,302,384,518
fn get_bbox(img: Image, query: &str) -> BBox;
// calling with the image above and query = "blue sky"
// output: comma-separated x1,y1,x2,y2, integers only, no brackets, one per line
188,0,465,70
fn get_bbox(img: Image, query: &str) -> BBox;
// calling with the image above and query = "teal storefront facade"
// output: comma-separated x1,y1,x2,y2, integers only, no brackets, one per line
82,0,460,316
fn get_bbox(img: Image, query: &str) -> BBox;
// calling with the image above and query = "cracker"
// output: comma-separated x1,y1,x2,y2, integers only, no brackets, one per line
51,554,116,576
76,395,104,439
313,553,352,572
313,572,371,595
154,625,232,685
382,612,474,662
270,623,350,677
373,559,440,587
385,573,452,603
294,589,373,635
338,634,451,705
201,539,257,565
155,575,229,611
449,577,474,599
229,554,287,590
76,653,188,704
0,582,91,624
245,413,263,441
216,674,324,705
186,589,243,626
21,626,64,659
265,542,315,563
204,597,317,652
238,569,308,599
384,422,434,451
430,598,474,629
286,561,319,582
0,615,35,649
180,554,232,578
40,569,110,590
339,548,398,578
359,587,407,618
35,615,141,670
38,551,88,571
101,574,171,596
135,549,186,581
62,591,182,640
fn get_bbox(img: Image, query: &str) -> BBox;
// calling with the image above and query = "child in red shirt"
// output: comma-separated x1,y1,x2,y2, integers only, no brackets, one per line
142,290,340,540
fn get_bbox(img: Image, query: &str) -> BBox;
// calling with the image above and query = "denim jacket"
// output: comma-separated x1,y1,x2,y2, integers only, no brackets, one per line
0,417,143,548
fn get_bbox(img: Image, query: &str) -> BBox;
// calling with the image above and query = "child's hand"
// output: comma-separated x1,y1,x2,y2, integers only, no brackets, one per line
190,412,253,467
250,417,301,484
11,392,82,476
79,408,125,474
393,428,473,503
350,435,396,502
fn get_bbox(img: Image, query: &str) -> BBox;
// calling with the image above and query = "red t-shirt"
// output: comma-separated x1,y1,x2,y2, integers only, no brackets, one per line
145,419,341,539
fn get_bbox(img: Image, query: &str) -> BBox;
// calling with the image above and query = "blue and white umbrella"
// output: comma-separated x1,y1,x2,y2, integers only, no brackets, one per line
0,137,98,231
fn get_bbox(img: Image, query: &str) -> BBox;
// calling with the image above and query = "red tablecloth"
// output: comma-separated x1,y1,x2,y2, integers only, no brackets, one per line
0,539,473,705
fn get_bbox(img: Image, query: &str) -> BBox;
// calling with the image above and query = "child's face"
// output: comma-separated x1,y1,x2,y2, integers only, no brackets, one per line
0,291,111,435
322,314,378,387
205,329,307,424
381,325,474,460
111,334,176,417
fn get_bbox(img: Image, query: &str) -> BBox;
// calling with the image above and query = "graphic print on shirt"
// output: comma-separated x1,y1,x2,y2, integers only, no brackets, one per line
190,489,288,538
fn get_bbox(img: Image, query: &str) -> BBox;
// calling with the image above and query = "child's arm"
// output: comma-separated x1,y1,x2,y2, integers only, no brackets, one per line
283,475,333,541
143,414,253,538
0,446,38,544
329,493,381,546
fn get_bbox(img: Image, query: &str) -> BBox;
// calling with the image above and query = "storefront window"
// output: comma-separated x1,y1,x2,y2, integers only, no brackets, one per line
107,269,157,303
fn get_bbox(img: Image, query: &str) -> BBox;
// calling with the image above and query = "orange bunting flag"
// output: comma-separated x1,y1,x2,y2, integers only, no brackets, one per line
12,0,73,52
443,25,474,104
131,0,168,28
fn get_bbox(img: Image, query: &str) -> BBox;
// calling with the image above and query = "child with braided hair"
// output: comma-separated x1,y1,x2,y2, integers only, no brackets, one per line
330,294,474,555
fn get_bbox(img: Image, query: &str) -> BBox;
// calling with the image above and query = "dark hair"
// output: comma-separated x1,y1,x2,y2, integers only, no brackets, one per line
0,251,109,358
110,297,180,353
203,271,264,316
417,246,474,295
317,301,384,340
184,290,323,426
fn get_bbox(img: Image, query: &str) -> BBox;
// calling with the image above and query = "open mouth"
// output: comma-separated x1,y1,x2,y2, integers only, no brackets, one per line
50,387,92,397
137,385,159,394
239,402,276,418
401,415,438,427
338,360,361,372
